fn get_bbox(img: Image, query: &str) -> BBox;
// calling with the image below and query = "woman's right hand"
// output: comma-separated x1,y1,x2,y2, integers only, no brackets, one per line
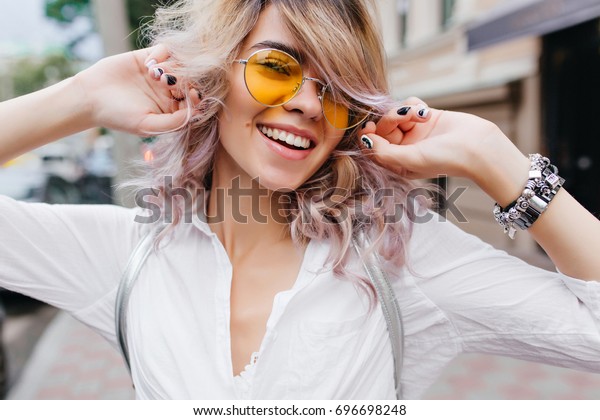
74,45,201,136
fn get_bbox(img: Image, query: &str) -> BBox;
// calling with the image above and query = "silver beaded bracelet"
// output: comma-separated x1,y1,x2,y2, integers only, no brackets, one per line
493,154,564,239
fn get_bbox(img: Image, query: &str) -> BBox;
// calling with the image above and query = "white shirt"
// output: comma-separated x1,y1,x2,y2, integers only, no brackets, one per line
1,195,599,399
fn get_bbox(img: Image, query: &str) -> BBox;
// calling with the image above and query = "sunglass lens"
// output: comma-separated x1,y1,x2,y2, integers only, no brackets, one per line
245,50,303,106
322,87,369,130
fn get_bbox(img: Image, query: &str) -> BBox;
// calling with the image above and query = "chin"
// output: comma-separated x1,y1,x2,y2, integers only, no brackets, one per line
254,171,306,193
256,178,302,193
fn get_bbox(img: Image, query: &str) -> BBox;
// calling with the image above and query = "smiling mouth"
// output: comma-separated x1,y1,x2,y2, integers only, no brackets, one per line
258,125,314,150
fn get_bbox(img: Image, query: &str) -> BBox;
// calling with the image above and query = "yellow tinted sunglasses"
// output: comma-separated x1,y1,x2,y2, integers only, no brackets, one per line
235,49,369,130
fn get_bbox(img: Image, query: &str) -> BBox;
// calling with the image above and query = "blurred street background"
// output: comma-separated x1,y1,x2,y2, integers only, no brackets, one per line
1,0,599,400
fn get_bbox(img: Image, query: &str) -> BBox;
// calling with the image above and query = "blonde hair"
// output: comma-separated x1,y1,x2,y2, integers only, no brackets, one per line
135,0,426,300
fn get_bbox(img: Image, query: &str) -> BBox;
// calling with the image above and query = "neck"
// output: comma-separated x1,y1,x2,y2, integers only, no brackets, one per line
207,148,294,260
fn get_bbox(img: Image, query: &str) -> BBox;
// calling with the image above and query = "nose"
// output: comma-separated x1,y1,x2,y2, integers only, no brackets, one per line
282,77,324,122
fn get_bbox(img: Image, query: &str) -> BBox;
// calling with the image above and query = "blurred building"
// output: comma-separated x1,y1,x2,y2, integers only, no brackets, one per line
378,0,600,259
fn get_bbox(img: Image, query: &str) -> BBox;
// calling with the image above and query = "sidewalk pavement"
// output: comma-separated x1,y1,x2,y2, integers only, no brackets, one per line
425,353,600,399
7,310,600,400
7,311,134,400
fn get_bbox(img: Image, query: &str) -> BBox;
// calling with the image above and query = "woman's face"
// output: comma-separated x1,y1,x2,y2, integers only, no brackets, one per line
217,4,347,191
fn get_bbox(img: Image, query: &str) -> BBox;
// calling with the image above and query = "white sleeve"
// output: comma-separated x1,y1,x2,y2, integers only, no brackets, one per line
0,195,143,338
407,212,600,373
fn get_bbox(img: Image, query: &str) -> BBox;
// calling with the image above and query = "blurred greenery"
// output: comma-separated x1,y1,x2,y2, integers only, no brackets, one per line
11,54,76,97
45,0,90,23
44,0,179,51
4,1,179,98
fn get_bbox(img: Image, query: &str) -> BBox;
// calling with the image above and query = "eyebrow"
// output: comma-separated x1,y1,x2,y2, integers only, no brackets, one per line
251,41,306,64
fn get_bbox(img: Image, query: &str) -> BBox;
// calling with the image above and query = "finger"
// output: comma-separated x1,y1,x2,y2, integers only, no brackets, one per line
146,56,201,111
358,120,376,135
146,61,183,99
161,73,178,87
397,104,432,133
144,78,180,114
173,87,204,112
176,90,199,111
189,88,202,107
138,108,191,135
361,119,405,145
359,132,425,175
149,54,182,78
157,73,186,102
362,120,375,131
374,106,412,137
147,61,176,80
144,44,172,69
374,103,431,137
358,133,379,151
148,66,165,80
150,73,197,112
358,132,389,153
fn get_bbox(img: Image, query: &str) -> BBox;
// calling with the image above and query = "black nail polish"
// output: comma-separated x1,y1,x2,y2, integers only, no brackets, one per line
166,75,177,86
152,67,164,79
397,106,411,116
361,135,373,149
418,107,429,118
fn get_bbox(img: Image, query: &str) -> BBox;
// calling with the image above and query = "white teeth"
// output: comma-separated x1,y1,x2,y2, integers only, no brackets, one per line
258,125,311,149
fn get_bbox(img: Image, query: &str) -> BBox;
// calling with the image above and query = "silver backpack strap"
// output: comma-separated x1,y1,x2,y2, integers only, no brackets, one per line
352,230,404,400
115,226,164,373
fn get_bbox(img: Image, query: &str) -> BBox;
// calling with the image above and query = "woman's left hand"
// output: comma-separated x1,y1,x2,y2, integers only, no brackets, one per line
359,98,530,205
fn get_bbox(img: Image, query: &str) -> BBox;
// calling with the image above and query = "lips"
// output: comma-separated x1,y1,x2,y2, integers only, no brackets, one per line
258,124,313,150
257,124,315,161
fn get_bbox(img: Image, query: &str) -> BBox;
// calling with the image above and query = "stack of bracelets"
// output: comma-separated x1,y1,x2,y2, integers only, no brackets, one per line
493,153,565,239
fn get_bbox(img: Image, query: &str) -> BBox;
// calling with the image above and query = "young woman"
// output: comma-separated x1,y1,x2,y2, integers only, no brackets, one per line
0,0,598,399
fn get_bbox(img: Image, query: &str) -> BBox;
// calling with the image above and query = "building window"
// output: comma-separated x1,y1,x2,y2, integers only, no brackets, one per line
397,0,409,47
441,0,456,29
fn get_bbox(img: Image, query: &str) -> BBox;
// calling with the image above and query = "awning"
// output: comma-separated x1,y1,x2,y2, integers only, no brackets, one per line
467,0,600,50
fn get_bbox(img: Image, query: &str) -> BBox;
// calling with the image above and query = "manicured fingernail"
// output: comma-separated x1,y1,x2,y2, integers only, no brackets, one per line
397,106,411,116
166,75,177,86
145,59,157,69
360,135,373,149
418,106,430,118
153,67,164,79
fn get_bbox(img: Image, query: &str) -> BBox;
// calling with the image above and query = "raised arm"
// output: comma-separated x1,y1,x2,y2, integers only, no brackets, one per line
359,99,600,280
0,46,199,164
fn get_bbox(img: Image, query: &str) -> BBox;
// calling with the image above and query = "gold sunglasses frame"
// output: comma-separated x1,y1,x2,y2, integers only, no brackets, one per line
235,48,368,130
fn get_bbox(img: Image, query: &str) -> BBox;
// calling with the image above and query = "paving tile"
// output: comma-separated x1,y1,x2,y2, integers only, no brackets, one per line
7,311,134,400
424,353,600,399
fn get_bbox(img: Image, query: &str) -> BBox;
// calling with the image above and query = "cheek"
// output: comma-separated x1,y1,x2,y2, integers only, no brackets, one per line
323,130,348,154
225,68,262,113
219,79,260,142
